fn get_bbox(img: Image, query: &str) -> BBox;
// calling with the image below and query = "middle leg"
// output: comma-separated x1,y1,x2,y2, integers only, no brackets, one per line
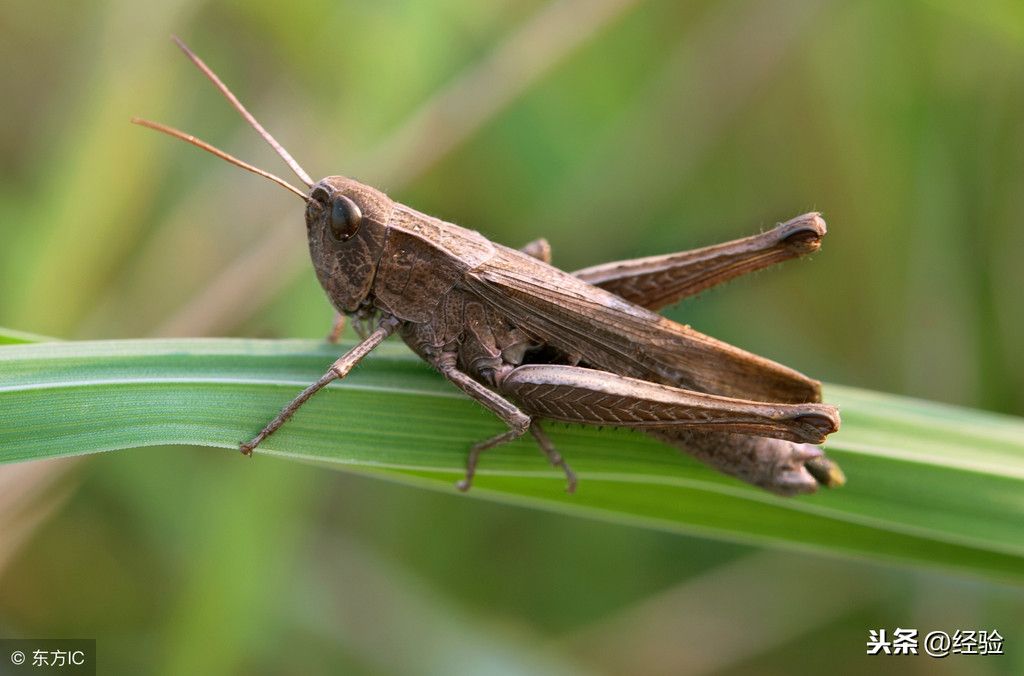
436,358,531,491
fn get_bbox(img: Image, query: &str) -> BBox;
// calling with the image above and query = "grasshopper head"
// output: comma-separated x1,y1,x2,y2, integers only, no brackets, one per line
133,39,397,317
305,176,392,313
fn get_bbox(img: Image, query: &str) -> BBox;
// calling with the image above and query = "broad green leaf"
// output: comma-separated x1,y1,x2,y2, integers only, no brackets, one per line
1,337,1022,583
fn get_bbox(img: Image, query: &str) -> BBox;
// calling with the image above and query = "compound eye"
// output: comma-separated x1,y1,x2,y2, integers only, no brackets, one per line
329,195,362,241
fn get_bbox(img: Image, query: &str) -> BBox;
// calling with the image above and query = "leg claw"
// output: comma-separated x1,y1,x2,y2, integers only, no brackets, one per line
563,465,578,494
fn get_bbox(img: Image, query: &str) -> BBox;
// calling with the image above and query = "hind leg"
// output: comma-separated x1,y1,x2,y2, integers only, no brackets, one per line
530,422,577,493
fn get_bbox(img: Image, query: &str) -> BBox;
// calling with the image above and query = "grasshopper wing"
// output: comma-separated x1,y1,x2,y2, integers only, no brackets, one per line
463,245,821,404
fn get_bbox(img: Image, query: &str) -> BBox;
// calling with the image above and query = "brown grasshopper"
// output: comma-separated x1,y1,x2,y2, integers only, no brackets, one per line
134,38,843,496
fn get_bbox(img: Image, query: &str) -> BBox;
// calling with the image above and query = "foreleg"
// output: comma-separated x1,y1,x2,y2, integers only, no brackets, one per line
241,316,400,454
325,312,346,344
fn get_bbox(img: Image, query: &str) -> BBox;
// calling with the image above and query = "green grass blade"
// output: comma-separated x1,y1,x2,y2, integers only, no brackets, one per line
2,338,1022,582
0,326,55,345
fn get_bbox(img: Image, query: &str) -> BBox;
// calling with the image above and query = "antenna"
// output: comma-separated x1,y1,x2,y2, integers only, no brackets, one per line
132,118,309,202
171,35,314,187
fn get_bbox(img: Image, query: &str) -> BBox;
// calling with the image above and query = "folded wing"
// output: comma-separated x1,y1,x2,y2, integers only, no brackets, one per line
463,246,821,404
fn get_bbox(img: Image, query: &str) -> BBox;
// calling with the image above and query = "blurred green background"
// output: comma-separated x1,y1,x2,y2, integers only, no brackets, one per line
1,0,1022,673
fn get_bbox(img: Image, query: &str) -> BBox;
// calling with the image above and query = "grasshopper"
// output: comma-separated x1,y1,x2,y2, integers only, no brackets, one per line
134,38,843,496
